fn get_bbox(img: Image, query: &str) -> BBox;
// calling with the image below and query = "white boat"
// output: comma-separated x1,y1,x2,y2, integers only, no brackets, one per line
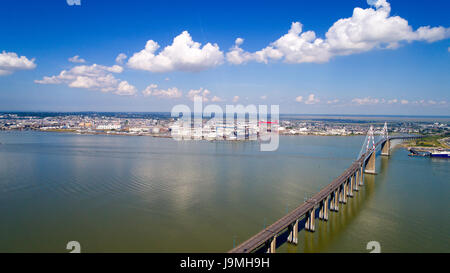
430,150,450,158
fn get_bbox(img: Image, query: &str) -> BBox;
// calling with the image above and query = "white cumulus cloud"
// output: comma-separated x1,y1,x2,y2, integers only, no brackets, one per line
115,53,127,64
352,97,381,105
35,64,136,96
68,55,86,63
187,88,212,102
226,38,283,65
142,84,182,98
0,51,36,75
128,31,224,72
351,97,420,105
116,81,138,96
304,94,320,104
227,0,450,65
295,94,320,104
295,96,303,102
327,99,339,104
211,95,224,102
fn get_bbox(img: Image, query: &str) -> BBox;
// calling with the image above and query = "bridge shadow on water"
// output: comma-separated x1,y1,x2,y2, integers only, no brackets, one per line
255,155,391,253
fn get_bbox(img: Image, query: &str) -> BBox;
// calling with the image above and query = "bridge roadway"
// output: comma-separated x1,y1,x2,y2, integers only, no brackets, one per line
229,136,420,253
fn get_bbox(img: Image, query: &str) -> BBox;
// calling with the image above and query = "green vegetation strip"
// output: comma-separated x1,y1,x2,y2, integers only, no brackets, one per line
406,133,450,148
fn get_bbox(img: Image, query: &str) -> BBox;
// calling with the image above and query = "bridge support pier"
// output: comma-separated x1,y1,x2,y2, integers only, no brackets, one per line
287,220,298,245
266,235,277,253
319,197,329,221
330,192,335,211
364,152,376,175
319,202,323,219
333,190,339,211
305,209,315,232
348,176,354,197
329,192,334,211
359,166,364,186
344,181,349,201
381,139,390,156
339,184,347,204
354,171,359,192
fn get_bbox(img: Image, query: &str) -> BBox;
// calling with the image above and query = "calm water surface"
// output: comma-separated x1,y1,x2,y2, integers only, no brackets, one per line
0,131,448,252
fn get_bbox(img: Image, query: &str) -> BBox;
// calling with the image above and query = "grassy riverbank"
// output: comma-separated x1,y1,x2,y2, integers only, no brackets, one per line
404,133,450,149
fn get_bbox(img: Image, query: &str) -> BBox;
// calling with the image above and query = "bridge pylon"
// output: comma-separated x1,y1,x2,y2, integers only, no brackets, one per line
381,122,390,156
364,125,377,174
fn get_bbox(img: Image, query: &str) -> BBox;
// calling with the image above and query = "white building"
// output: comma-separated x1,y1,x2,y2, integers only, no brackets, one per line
96,124,121,130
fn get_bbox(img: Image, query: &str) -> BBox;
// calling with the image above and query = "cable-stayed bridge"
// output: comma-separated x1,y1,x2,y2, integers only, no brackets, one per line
229,123,421,253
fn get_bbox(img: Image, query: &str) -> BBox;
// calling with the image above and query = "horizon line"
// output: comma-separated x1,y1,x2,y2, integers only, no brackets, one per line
0,111,449,119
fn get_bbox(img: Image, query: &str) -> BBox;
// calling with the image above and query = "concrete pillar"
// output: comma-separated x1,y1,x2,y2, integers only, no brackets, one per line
324,197,329,221
305,210,310,231
334,190,339,211
293,220,298,244
364,151,376,174
343,183,347,204
305,209,315,232
319,201,324,220
348,176,354,197
359,166,364,186
287,224,293,243
330,192,335,211
354,171,359,191
381,139,390,156
319,198,329,221
339,185,344,203
267,236,276,253
288,220,299,245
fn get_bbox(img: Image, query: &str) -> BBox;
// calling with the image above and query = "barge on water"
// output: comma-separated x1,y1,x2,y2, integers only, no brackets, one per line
408,147,450,158
430,150,450,158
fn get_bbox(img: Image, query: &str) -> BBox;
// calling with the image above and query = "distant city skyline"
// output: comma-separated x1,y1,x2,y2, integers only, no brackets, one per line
0,0,449,115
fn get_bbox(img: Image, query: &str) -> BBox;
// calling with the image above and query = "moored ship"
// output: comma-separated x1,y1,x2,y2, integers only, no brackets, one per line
430,150,450,158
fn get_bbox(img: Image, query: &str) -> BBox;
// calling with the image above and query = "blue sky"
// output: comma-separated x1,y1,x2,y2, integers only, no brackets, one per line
0,0,449,115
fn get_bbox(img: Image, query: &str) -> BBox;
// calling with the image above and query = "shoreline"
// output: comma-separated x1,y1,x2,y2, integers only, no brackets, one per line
0,128,382,139
0,128,423,138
